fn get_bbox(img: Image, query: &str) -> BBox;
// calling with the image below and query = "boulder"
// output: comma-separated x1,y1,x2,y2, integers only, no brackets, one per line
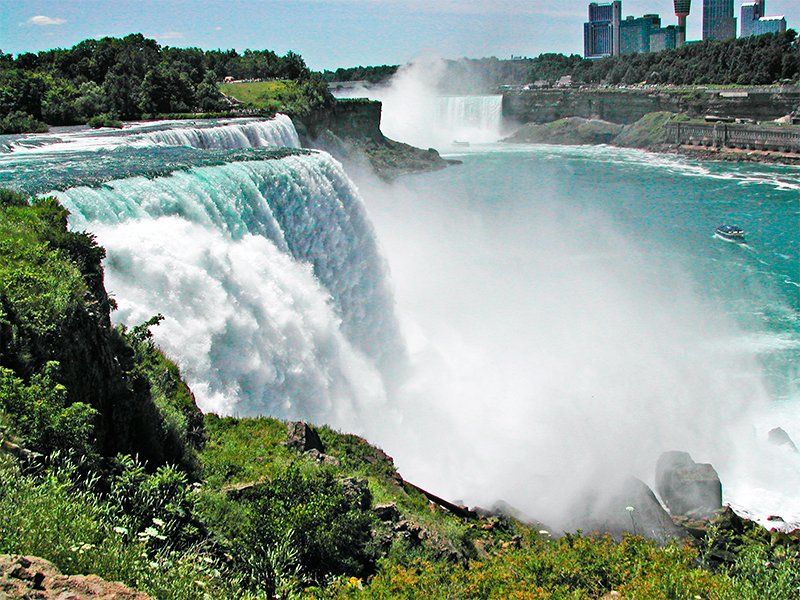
767,427,798,452
656,451,722,517
338,477,371,510
283,421,325,453
0,555,152,600
374,503,401,522
569,477,687,544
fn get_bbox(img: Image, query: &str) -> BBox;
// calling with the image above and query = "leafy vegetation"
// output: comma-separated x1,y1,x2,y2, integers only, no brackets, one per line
0,34,333,132
521,31,798,86
322,65,399,84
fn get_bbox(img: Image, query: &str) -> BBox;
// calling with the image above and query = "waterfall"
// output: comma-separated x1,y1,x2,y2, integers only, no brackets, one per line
50,151,401,423
134,115,301,149
4,115,300,154
436,95,503,143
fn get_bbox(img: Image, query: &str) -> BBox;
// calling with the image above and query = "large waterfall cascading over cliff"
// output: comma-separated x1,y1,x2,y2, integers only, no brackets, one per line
51,150,401,424
6,107,799,529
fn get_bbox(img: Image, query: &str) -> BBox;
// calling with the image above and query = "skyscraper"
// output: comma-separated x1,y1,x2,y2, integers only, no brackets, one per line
741,0,786,37
703,0,737,40
584,1,622,57
620,14,661,54
673,0,692,46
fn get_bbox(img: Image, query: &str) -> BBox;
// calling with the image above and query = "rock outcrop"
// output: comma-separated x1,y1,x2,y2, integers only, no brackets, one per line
502,87,800,126
569,477,687,544
503,117,623,145
284,421,326,454
294,99,456,180
656,451,722,518
767,427,798,452
0,555,151,600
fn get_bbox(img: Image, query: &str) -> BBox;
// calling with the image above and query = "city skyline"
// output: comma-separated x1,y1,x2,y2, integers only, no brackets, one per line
585,0,792,57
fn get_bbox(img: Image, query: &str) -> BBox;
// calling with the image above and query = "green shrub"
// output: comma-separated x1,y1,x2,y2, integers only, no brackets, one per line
87,113,123,129
0,111,48,134
0,362,97,456
223,465,379,595
0,458,240,600
106,455,205,552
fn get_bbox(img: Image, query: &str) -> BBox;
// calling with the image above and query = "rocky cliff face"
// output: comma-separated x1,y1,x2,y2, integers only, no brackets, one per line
0,555,153,600
0,197,203,471
295,98,384,141
503,88,800,125
294,99,455,180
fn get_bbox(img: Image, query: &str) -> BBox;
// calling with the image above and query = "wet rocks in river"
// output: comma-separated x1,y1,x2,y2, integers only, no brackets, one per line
656,451,722,518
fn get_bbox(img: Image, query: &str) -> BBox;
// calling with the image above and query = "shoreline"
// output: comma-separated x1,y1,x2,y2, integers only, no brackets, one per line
661,143,800,167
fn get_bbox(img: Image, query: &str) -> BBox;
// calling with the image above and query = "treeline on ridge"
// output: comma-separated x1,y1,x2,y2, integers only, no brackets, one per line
0,33,332,133
530,29,798,85
325,30,798,92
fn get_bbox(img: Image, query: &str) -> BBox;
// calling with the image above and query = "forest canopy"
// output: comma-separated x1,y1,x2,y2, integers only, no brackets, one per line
0,33,332,132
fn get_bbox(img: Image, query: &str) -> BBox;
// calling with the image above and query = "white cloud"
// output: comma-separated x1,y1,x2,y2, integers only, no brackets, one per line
160,31,185,40
27,15,67,26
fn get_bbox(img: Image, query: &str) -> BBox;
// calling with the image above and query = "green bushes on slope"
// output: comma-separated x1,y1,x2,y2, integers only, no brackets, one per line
0,190,203,469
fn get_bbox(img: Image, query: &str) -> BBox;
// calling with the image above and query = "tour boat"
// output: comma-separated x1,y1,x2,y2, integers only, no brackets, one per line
714,224,746,243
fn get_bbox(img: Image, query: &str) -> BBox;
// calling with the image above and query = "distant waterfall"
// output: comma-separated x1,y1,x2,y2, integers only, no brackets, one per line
50,151,401,422
376,91,505,148
436,95,503,143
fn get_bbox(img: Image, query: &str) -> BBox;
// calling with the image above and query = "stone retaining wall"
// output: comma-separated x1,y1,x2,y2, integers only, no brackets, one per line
666,122,800,153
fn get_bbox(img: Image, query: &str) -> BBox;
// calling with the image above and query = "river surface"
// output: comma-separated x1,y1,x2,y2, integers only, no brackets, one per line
0,117,798,529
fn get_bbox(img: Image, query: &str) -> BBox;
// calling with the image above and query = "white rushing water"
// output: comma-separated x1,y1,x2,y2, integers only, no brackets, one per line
333,57,506,148
51,150,400,428
4,114,300,155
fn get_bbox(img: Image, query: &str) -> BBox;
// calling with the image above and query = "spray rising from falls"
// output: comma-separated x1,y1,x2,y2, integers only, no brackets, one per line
435,95,503,144
50,150,401,425
340,56,505,148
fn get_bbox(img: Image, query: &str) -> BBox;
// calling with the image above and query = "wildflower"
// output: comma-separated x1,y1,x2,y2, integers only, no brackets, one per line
347,576,363,590
114,526,129,535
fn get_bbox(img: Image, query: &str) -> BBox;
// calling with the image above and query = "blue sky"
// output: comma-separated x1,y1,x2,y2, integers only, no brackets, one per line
1,0,796,70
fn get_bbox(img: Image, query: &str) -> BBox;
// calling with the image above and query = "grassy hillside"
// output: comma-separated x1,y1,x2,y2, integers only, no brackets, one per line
219,79,331,115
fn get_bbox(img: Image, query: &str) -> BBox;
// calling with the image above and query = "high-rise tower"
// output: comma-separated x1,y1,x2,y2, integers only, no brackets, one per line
584,1,622,57
673,0,691,46
703,0,736,40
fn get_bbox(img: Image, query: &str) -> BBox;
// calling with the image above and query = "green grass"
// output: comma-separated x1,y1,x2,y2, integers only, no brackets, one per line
219,78,331,115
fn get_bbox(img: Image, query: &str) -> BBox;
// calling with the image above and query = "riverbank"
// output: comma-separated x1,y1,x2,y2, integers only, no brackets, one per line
667,144,800,166
502,112,800,167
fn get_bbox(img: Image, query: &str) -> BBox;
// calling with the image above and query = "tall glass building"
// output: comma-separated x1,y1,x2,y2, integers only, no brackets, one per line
703,0,737,39
584,1,622,57
741,1,786,37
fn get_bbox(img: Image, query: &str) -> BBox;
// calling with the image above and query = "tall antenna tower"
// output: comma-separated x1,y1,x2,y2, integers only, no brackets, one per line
674,0,692,46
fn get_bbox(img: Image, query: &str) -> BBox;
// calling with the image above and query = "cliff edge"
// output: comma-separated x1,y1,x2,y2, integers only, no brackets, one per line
294,99,455,180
